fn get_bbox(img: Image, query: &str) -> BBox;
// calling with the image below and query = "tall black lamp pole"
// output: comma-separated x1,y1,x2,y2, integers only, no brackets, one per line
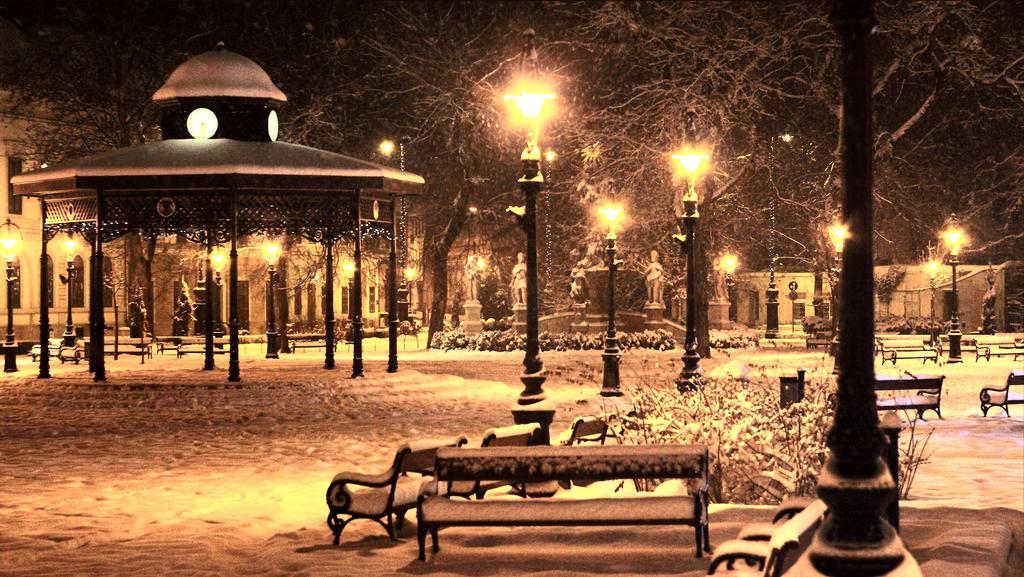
672,110,707,392
1,219,22,373
507,29,556,444
62,237,78,347
941,214,965,363
599,206,623,397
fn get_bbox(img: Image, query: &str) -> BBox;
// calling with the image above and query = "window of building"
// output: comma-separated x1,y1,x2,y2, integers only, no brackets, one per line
7,157,23,214
368,285,377,315
306,284,317,322
102,256,114,308
70,255,85,308
342,286,351,318
293,286,302,317
9,257,20,309
45,255,53,308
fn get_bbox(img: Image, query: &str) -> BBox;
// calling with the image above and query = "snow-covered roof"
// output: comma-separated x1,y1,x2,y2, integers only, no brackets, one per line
11,139,424,195
152,45,287,104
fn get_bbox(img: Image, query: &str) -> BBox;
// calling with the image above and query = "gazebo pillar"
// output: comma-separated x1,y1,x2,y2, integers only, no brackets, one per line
91,191,106,381
38,203,51,379
351,189,364,378
203,232,215,370
228,190,241,382
387,196,399,373
324,236,336,370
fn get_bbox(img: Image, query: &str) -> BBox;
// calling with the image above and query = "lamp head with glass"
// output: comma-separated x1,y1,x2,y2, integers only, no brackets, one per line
719,253,739,276
599,205,624,239
262,241,282,266
941,226,966,257
62,237,78,263
210,248,227,274
0,220,23,263
828,223,850,254
378,139,395,157
404,266,417,282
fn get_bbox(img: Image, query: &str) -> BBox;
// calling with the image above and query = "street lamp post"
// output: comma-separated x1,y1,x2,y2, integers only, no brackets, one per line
828,223,849,363
263,241,281,359
505,29,556,444
941,215,966,363
599,205,624,397
671,110,709,392
211,248,226,339
62,237,78,347
1,220,23,372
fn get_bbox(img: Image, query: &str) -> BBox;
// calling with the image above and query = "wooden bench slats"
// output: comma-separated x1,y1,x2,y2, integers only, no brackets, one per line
874,375,944,419
421,495,698,524
434,444,707,481
980,370,1024,416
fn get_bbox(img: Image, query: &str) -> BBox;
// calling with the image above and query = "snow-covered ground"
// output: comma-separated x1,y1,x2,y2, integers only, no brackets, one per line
0,342,1020,576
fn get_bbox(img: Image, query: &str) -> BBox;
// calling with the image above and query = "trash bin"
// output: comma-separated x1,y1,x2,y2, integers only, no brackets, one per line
780,368,806,408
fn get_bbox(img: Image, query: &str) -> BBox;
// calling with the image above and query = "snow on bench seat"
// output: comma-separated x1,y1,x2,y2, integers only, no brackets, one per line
420,494,698,524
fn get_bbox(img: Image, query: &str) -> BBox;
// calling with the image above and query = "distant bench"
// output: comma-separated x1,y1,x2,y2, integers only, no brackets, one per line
976,342,1024,362
416,444,710,561
805,331,831,349
874,374,944,420
287,333,338,352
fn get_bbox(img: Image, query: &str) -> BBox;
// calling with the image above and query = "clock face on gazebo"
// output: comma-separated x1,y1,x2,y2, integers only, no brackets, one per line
11,43,425,383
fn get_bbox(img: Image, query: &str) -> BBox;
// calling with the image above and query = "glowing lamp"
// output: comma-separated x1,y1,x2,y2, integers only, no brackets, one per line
719,253,738,276
779,133,794,143
505,90,555,121
476,257,487,270
404,266,417,281
343,261,355,275
941,226,966,256
210,248,227,273
186,107,218,140
828,223,850,253
0,220,23,262
262,241,282,265
544,149,557,163
599,205,624,239
378,139,395,157
925,259,940,277
672,149,710,176
62,237,78,263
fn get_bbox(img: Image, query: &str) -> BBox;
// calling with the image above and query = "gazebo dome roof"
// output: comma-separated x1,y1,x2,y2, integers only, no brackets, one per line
152,43,287,104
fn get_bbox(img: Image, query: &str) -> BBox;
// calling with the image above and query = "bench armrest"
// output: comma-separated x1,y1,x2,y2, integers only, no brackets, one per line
329,470,395,488
707,539,771,574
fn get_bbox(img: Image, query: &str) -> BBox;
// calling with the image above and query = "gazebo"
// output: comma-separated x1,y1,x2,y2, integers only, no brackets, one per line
12,44,424,382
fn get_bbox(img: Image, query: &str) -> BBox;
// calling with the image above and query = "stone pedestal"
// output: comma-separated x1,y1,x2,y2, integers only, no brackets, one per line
512,303,528,334
462,301,483,335
709,300,731,329
570,302,589,332
643,302,665,330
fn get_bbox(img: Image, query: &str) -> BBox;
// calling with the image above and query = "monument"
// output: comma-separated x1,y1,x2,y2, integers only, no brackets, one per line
708,265,731,329
462,255,483,334
510,252,528,333
643,250,666,329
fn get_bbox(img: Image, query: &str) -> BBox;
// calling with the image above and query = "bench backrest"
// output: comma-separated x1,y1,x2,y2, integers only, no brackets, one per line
565,416,608,445
481,423,539,448
874,375,944,394
764,499,828,577
398,436,468,476
1010,371,1024,387
434,444,708,483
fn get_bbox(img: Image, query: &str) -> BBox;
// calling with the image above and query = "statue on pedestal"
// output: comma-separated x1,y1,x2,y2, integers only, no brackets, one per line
644,250,664,306
711,267,729,303
463,255,479,303
510,252,527,306
569,259,589,305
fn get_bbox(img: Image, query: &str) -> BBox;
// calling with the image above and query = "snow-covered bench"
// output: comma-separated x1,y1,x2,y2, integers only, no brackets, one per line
874,374,945,420
446,423,539,500
416,444,710,561
29,338,62,362
557,416,609,446
707,499,827,577
875,338,939,365
980,370,1024,417
325,436,468,545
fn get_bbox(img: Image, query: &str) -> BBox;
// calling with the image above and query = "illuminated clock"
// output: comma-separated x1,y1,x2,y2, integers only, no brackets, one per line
186,108,218,139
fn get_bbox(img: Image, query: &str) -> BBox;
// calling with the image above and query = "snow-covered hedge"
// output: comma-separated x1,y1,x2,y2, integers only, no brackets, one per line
430,329,676,352
602,362,833,504
709,329,760,349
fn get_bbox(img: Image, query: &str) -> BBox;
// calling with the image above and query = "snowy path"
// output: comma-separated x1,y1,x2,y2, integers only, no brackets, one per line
0,346,1020,575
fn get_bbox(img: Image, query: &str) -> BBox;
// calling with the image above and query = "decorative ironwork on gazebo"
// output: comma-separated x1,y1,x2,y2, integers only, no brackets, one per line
12,44,424,382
